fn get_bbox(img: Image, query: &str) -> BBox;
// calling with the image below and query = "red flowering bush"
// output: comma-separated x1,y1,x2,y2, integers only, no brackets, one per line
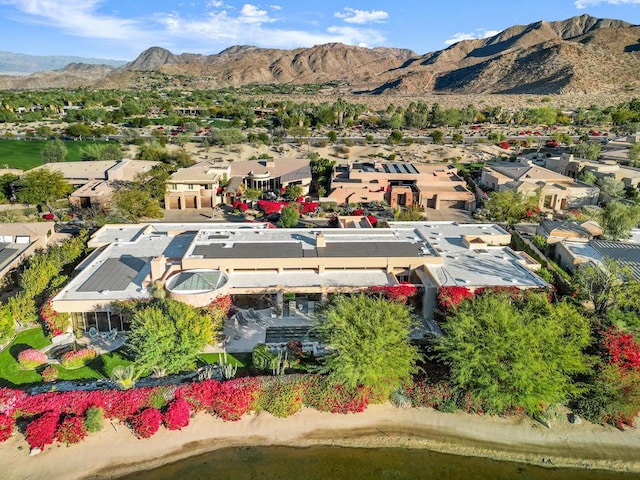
233,201,249,212
40,300,70,336
352,208,364,216
367,283,418,303
603,328,640,372
303,376,370,414
299,201,319,214
25,411,59,450
0,413,14,442
129,408,162,439
43,213,55,221
406,380,455,410
41,366,59,382
17,349,47,370
257,200,287,215
178,378,261,421
0,388,26,416
209,294,233,317
366,215,378,226
55,415,87,445
498,141,510,149
163,398,191,431
61,347,97,369
437,286,474,311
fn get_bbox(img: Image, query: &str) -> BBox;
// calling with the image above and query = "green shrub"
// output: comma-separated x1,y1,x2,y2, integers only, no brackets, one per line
258,376,304,418
252,344,276,371
84,406,104,433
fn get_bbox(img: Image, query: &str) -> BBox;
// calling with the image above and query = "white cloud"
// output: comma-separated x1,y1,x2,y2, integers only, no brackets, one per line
270,4,282,10
0,0,150,41
575,0,640,8
239,4,275,24
444,29,499,46
334,7,388,24
0,0,388,55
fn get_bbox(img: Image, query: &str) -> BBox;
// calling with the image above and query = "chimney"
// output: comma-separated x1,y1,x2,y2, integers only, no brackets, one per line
316,233,326,248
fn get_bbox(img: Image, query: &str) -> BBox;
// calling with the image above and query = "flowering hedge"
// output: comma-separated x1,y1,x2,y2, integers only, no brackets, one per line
130,408,163,439
55,415,87,445
25,411,59,449
40,300,70,337
0,414,14,442
366,283,418,303
603,328,640,372
61,348,97,369
163,398,191,431
437,286,475,311
17,349,48,370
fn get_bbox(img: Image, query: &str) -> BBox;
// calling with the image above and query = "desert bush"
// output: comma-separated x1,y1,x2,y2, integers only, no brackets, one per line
83,406,104,433
41,365,58,382
259,377,304,418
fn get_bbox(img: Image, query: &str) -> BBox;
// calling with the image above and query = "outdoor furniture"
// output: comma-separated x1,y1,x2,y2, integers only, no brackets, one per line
88,326,99,339
107,328,118,342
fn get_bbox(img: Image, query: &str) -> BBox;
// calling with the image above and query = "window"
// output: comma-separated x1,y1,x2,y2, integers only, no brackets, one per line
188,184,194,190
171,184,177,191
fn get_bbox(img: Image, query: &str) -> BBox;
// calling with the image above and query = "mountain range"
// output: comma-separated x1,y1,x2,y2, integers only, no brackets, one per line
0,14,639,95
0,51,125,76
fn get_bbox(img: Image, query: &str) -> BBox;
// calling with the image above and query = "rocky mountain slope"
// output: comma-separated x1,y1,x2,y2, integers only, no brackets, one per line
0,14,638,94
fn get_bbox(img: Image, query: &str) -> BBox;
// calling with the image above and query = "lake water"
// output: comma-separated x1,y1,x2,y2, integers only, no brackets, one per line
118,446,639,480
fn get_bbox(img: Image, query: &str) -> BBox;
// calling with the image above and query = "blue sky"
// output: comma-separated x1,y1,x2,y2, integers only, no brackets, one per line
1,0,640,60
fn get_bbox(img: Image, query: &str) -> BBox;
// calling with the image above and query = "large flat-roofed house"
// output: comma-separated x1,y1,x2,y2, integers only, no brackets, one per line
165,158,312,210
51,222,548,333
555,239,640,280
325,162,475,211
30,159,160,209
481,158,599,211
546,154,640,190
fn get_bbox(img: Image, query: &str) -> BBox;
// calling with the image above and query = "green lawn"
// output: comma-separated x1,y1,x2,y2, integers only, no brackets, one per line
0,328,51,386
0,327,133,387
0,139,119,170
198,352,249,367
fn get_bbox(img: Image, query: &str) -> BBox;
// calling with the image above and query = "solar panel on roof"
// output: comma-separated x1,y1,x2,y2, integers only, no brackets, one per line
77,256,149,292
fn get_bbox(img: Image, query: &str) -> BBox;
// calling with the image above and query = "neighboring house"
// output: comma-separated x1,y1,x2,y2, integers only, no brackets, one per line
536,219,604,244
480,158,599,211
555,239,640,280
164,158,312,211
325,162,475,211
165,161,221,210
0,222,55,281
546,154,640,189
51,221,547,335
31,159,160,209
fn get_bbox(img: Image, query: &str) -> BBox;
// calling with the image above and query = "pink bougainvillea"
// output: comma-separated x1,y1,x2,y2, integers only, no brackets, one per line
163,398,191,431
61,348,97,369
25,411,59,450
17,349,47,370
0,414,14,443
129,408,162,439
55,415,87,445
367,283,418,303
437,286,475,310
603,328,640,372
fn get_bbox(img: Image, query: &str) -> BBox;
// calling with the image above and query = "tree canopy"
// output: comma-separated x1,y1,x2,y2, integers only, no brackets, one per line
16,169,71,207
437,291,591,414
128,299,215,376
278,205,300,228
317,294,419,399
41,139,68,164
481,189,540,225
598,201,640,240
111,188,163,221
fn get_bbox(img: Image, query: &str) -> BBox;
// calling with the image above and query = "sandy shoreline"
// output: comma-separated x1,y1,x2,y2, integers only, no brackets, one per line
1,403,640,479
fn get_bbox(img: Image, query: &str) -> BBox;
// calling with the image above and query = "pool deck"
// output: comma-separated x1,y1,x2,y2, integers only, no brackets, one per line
204,308,317,354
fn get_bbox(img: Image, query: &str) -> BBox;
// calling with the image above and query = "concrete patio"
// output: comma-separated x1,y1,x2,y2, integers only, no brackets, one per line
204,308,317,354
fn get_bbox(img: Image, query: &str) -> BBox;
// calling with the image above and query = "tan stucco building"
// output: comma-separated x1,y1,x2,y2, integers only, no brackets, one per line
325,162,475,211
481,158,599,211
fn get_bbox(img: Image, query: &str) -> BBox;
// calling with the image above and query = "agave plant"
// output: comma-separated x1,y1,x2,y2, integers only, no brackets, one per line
110,365,140,390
